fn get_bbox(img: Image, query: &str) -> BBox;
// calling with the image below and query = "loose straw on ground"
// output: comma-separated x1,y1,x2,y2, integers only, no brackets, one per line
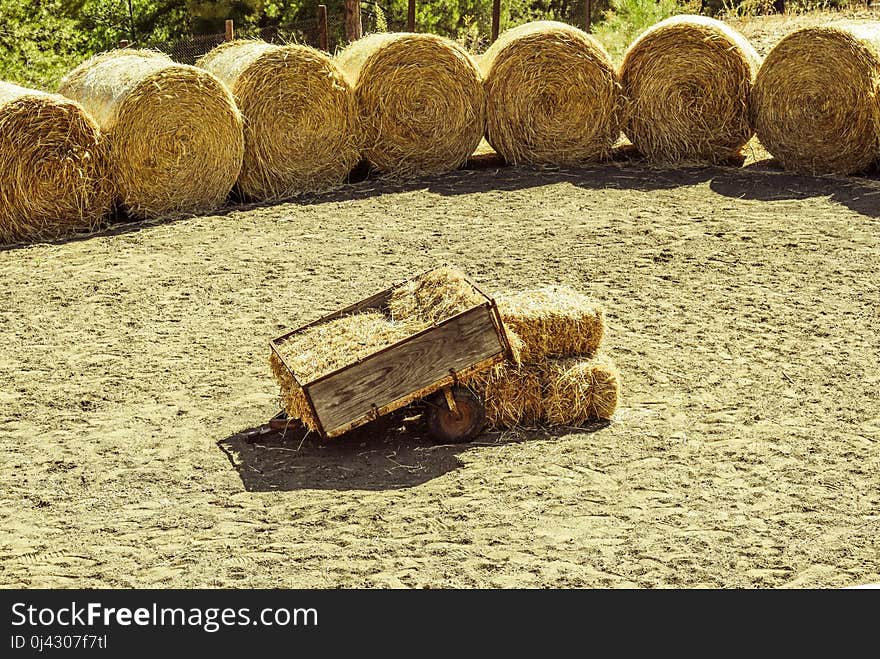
336,33,485,177
0,81,112,245
751,22,880,175
619,15,760,163
479,21,621,165
59,49,244,219
198,40,361,200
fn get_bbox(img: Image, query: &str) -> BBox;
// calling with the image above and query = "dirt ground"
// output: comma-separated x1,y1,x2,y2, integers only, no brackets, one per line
2,154,878,589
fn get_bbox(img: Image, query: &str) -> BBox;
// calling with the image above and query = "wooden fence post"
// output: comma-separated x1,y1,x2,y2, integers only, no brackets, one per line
585,0,592,33
407,0,416,32
344,0,362,42
118,39,130,49
318,4,329,51
491,0,500,42
225,19,235,42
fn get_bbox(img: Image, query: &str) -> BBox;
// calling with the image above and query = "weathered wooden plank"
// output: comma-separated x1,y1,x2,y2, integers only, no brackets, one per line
323,353,505,438
307,305,502,433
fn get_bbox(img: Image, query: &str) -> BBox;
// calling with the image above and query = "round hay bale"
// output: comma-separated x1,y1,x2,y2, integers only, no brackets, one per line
336,33,484,177
494,286,605,363
544,355,620,424
479,21,621,166
59,49,244,219
0,81,112,245
751,23,880,175
619,15,760,163
198,40,360,200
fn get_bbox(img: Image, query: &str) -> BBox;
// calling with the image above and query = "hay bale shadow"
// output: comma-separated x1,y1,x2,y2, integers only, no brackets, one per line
710,168,880,218
217,408,609,492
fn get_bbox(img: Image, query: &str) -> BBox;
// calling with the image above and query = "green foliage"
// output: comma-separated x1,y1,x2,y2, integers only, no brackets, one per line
593,0,683,62
0,1,86,90
0,0,700,91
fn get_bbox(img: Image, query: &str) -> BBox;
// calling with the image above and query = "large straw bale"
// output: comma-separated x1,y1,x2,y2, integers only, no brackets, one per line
479,21,621,165
464,354,619,429
59,49,244,219
198,40,360,199
544,355,620,424
336,33,484,177
494,286,604,363
0,82,112,244
751,22,880,175
619,15,760,163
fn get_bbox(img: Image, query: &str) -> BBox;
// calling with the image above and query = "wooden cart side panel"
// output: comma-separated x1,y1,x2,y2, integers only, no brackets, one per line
307,305,503,434
323,352,505,438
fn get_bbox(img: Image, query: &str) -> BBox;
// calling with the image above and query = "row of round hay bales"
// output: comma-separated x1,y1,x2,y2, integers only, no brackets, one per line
482,16,880,175
2,49,246,245
478,16,759,166
5,18,880,245
60,50,244,219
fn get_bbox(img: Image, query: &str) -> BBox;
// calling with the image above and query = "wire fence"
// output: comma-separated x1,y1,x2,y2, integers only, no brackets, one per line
141,2,596,64
151,18,326,65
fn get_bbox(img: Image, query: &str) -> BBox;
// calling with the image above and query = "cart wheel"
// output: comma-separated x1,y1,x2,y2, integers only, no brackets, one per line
426,387,486,444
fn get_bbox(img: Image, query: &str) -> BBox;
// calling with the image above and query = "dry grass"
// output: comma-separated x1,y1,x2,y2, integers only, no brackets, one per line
494,286,604,363
388,265,485,324
619,15,760,163
751,22,880,175
479,21,621,166
0,81,112,245
272,311,420,385
269,312,421,430
198,40,361,201
336,33,485,177
59,49,244,219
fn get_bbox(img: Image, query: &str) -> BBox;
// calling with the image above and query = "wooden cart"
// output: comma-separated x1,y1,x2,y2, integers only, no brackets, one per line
269,270,515,443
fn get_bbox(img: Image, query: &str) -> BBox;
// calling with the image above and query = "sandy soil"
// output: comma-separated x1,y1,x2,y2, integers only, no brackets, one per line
729,7,880,56
1,155,878,588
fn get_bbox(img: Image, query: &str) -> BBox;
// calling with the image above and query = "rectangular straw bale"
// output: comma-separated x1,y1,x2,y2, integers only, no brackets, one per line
544,354,620,424
494,286,604,362
464,352,620,429
465,362,547,430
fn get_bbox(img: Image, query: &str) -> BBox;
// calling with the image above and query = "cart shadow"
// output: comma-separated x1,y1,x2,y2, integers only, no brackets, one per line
217,409,609,492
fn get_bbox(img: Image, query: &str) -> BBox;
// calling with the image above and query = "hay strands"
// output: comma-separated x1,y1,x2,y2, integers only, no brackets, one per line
268,266,517,442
